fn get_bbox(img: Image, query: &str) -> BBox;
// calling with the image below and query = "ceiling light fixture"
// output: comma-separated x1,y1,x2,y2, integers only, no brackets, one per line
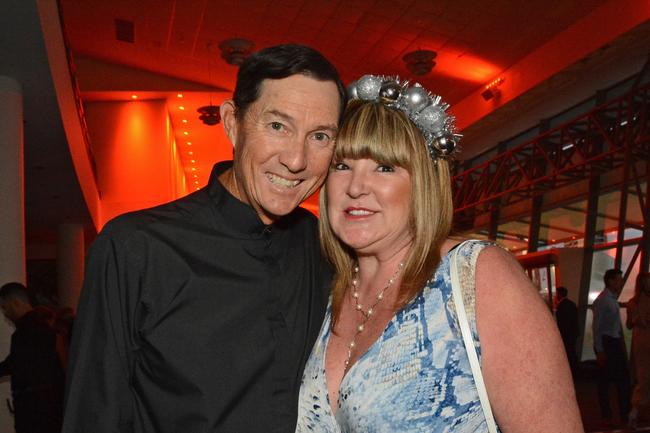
219,38,255,66
481,77,505,101
197,104,221,126
402,49,437,76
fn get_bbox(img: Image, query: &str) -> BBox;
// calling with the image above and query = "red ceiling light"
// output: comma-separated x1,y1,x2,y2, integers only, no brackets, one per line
197,104,221,125
219,38,255,66
402,49,437,76
481,77,505,101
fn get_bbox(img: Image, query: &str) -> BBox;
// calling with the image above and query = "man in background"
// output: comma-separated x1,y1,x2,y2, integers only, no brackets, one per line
0,282,65,433
555,286,579,378
592,269,631,426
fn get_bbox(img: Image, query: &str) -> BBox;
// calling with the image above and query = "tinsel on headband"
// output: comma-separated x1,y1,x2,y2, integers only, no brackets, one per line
347,75,461,162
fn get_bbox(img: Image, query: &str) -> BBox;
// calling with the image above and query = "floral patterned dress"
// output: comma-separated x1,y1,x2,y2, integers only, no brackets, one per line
296,240,500,433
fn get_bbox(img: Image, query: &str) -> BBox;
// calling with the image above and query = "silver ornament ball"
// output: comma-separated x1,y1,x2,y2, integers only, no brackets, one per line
356,75,382,100
404,86,430,113
347,81,358,99
433,133,457,156
416,104,445,133
379,81,402,104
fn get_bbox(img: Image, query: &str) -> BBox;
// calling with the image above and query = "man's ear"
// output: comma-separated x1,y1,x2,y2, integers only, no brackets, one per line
221,100,238,147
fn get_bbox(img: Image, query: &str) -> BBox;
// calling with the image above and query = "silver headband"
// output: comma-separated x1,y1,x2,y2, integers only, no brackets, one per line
347,75,461,161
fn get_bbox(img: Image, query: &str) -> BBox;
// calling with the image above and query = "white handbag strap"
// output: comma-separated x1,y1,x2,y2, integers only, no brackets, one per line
450,243,499,433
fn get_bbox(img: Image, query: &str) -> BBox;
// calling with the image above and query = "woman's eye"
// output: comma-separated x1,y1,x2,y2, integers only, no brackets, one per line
333,162,349,171
377,164,395,173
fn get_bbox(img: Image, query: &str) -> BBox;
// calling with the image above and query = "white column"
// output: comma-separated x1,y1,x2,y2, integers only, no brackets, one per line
0,75,25,433
57,223,85,310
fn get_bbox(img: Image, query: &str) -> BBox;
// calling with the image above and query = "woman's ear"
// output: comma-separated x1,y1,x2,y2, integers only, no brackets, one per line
220,100,238,147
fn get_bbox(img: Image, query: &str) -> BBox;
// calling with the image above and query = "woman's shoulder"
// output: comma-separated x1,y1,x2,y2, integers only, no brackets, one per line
441,237,498,263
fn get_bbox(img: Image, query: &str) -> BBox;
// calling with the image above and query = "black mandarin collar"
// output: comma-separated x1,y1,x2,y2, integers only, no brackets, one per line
206,160,274,236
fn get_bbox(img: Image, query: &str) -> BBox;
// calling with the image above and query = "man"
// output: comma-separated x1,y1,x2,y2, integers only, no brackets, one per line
62,45,346,433
592,269,631,425
0,282,65,433
555,286,579,377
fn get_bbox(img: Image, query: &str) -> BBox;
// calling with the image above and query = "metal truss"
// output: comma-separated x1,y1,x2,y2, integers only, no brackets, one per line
452,82,650,221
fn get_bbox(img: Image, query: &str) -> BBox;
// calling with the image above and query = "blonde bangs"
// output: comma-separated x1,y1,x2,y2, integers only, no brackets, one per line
333,100,421,171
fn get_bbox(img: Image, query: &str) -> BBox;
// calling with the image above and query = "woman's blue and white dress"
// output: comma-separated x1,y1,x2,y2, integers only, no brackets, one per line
296,240,499,432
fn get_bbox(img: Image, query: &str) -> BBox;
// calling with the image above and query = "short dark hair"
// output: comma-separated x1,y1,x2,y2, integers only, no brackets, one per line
604,269,622,286
0,282,31,304
233,44,346,123
557,286,568,298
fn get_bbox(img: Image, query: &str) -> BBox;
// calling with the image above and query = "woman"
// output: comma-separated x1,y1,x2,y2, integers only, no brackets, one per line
296,75,583,432
626,272,650,428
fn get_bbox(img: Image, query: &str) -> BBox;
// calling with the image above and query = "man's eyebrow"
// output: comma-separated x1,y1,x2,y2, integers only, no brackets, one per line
265,109,294,124
264,109,338,133
315,123,339,133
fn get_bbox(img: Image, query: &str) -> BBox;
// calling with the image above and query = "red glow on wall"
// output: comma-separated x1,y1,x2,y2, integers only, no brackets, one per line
434,52,501,83
85,100,188,227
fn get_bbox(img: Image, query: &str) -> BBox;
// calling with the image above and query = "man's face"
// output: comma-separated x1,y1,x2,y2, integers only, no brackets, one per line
229,74,341,224
609,273,624,295
0,299,17,324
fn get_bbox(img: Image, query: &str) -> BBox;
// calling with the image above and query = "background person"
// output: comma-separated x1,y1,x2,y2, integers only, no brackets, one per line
626,272,650,428
0,282,65,433
555,286,579,378
296,76,583,432
592,268,631,426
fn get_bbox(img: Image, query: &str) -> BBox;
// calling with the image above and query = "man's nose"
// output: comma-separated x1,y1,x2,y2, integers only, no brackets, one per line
279,136,307,173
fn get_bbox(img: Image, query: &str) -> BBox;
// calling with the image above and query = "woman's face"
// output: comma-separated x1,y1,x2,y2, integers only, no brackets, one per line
326,157,412,256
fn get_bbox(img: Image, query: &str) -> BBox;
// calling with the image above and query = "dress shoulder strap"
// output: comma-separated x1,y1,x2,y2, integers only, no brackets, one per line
447,239,492,337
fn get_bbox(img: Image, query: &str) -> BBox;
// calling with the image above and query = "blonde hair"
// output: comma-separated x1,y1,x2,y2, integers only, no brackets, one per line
320,100,454,325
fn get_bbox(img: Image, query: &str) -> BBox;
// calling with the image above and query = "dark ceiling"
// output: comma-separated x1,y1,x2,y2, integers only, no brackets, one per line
2,0,649,250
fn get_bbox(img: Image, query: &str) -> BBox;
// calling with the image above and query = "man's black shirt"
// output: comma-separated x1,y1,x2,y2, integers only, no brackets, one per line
63,161,329,433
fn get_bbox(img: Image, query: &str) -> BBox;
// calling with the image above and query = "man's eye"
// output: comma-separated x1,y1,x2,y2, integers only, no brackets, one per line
270,122,284,131
377,164,395,173
312,132,331,142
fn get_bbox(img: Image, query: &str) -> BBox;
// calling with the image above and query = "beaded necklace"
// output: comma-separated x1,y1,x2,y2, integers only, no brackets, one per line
343,262,405,371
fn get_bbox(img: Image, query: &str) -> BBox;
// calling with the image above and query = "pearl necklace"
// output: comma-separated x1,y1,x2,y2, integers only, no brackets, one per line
343,262,405,371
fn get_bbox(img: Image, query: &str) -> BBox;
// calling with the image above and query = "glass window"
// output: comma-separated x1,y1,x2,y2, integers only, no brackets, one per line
539,205,586,248
495,220,529,253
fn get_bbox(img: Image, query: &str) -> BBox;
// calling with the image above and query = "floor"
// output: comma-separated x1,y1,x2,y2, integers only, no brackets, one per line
575,362,649,432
